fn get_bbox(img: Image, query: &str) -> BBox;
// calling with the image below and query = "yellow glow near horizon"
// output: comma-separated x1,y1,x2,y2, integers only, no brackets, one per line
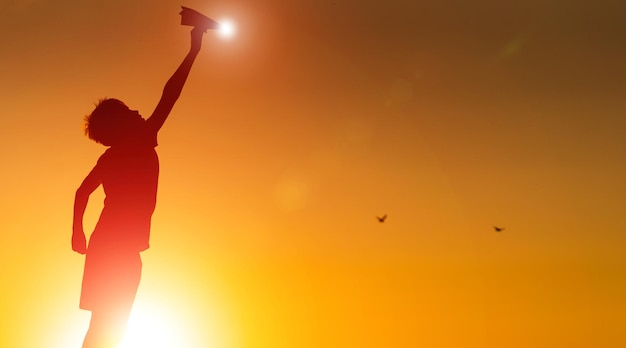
119,302,194,348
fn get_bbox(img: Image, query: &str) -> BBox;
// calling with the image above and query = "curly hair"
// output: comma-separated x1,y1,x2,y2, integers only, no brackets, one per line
83,98,131,146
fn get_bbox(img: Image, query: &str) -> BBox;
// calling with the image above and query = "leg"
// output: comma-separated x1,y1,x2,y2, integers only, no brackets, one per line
80,250,142,348
82,306,133,348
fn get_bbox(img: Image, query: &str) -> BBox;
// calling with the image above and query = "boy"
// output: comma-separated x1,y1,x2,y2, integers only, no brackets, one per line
72,26,205,348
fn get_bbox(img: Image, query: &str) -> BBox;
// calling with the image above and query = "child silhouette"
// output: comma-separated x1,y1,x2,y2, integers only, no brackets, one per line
72,26,205,348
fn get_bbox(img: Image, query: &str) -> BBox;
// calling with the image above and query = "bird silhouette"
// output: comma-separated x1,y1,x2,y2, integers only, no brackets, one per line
494,226,505,232
377,214,387,223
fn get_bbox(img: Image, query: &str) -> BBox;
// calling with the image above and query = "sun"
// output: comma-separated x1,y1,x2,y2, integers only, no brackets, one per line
217,19,236,40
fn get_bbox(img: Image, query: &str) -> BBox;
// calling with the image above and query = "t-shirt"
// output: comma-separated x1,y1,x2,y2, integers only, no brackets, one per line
88,124,159,252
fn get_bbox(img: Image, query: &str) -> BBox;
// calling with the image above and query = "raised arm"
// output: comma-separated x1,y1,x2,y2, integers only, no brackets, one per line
72,165,102,254
146,27,205,133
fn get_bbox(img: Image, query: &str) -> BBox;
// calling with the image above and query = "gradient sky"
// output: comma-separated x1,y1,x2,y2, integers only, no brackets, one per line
1,0,625,347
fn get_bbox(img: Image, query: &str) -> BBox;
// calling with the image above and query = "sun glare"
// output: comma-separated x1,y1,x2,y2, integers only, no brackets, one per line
119,303,188,348
217,19,236,39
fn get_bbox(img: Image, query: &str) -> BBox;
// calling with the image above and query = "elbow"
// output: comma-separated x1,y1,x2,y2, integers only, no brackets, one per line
162,84,182,103
75,186,90,200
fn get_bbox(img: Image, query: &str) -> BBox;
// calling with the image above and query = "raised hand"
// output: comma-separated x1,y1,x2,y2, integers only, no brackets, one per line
190,26,205,53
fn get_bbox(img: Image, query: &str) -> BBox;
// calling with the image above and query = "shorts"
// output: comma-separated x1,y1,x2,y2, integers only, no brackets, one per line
80,246,142,312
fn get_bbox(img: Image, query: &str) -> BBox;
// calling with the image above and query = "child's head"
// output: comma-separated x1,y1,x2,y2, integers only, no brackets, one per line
84,98,143,146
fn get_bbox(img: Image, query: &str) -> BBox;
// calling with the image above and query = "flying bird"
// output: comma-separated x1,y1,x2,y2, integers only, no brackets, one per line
377,214,387,223
494,226,505,232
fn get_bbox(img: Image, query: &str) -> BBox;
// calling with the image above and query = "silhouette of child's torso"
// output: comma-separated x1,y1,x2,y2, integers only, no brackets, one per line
89,125,159,252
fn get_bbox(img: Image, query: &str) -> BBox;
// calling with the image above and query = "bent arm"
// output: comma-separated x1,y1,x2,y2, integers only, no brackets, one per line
72,166,102,254
146,28,205,133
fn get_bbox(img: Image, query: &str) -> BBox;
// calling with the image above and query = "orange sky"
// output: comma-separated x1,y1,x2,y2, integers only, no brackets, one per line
1,0,625,347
